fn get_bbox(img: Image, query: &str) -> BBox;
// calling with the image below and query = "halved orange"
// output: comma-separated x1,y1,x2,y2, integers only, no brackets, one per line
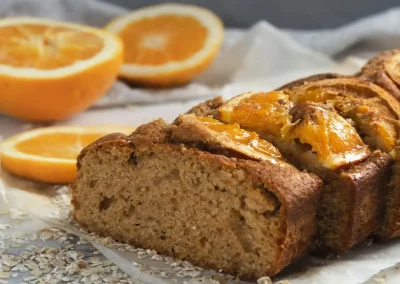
0,126,135,183
105,3,223,86
0,17,123,122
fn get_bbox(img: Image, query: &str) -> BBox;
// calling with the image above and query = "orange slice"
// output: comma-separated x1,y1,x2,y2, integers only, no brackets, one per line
105,4,223,86
0,17,123,122
0,126,135,183
194,116,285,164
219,91,293,136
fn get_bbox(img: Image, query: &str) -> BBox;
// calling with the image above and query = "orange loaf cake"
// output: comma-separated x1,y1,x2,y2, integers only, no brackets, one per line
72,117,321,279
72,50,400,279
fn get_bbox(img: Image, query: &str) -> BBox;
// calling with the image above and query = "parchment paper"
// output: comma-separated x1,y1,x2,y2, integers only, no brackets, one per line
2,0,400,283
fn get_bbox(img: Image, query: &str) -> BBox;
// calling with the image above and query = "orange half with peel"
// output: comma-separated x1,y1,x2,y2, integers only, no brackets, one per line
105,3,224,86
0,17,123,122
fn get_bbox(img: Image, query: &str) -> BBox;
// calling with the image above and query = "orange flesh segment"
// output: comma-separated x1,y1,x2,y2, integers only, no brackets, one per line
195,116,283,162
219,91,292,136
119,15,208,65
15,133,105,159
282,105,367,163
0,24,103,69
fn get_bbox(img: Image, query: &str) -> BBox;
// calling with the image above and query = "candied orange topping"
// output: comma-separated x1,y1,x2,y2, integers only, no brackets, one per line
219,91,371,168
282,104,369,168
219,91,292,136
195,116,284,163
288,84,398,155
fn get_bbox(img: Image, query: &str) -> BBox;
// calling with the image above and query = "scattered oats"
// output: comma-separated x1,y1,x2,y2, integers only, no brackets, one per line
137,250,148,259
15,237,30,244
2,258,19,267
23,275,38,281
182,261,194,268
180,270,201,278
0,232,10,240
30,269,43,277
164,257,174,264
65,263,79,275
146,249,157,256
170,260,182,267
67,251,78,260
151,255,164,261
35,247,46,253
93,250,101,255
16,264,29,273
257,276,273,284
8,208,25,220
374,277,386,283
56,236,68,243
11,231,25,239
91,273,100,280
160,271,169,278
1,266,11,272
103,260,113,266
39,231,53,241
0,241,8,250
10,273,17,278
0,224,12,230
0,272,10,279
26,261,38,270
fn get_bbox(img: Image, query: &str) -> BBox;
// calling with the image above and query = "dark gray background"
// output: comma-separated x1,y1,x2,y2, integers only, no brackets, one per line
105,0,399,29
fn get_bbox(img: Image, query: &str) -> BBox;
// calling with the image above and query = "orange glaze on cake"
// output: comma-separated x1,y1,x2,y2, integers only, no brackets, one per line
219,91,293,136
